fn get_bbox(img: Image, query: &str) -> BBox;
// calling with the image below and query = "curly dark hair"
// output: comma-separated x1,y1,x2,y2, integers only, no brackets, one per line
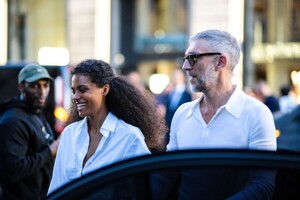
67,59,168,153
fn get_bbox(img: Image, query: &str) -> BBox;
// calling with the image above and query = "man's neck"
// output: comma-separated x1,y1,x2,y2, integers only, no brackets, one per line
201,85,236,111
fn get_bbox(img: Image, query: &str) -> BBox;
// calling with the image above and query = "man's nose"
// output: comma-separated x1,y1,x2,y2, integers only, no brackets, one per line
39,85,49,96
182,60,192,71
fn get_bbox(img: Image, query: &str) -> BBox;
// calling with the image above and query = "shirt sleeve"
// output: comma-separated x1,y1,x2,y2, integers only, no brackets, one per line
47,129,69,195
249,106,277,151
167,105,183,151
124,131,151,159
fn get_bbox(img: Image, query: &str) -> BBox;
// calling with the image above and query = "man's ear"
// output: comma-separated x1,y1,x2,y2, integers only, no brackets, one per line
18,83,25,100
216,55,227,70
18,83,24,93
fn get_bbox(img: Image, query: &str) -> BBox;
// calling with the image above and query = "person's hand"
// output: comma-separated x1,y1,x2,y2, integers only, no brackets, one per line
49,138,60,158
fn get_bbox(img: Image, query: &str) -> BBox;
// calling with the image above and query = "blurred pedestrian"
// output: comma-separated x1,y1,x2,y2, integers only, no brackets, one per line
243,86,257,98
48,59,168,194
253,79,280,113
0,63,59,200
278,84,298,114
151,29,277,200
125,70,147,93
159,69,192,129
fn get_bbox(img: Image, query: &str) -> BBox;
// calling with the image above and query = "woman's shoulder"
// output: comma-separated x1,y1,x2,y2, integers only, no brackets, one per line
116,119,144,138
61,118,85,136
66,119,85,128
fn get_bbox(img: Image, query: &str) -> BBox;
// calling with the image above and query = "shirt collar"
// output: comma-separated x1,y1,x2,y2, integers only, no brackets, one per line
223,86,246,119
186,97,202,118
81,112,118,138
186,86,246,119
100,112,118,137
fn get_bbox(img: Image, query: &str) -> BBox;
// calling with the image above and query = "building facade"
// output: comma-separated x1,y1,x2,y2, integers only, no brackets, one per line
1,0,300,98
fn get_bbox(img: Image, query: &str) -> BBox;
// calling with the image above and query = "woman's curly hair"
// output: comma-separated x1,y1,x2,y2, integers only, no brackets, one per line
67,59,168,153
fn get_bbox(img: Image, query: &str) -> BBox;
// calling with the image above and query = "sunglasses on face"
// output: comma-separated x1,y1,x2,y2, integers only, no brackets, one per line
183,52,221,66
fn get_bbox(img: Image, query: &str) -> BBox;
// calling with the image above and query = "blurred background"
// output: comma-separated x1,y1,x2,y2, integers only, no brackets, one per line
1,0,300,106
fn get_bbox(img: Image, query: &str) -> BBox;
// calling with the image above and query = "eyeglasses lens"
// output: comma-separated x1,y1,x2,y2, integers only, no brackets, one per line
188,56,195,66
183,55,195,66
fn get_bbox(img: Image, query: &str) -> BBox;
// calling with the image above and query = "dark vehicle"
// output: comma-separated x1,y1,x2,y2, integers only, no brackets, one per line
275,105,300,152
0,63,71,136
47,149,300,200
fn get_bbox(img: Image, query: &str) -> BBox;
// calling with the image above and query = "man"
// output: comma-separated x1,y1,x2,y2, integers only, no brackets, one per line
0,63,59,199
151,30,277,199
164,69,192,129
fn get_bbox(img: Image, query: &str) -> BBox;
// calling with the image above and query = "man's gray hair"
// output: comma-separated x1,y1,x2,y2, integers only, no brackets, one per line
190,29,240,70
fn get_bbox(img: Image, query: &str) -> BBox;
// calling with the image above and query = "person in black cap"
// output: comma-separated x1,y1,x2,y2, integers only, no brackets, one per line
0,63,60,200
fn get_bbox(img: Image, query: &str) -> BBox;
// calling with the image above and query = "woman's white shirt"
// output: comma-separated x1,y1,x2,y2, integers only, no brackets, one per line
48,112,150,194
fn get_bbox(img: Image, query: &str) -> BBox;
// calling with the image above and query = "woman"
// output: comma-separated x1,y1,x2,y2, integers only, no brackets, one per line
48,59,168,194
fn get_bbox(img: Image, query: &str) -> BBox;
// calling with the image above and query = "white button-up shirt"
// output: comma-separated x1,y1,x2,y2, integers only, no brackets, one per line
48,112,150,194
167,87,277,151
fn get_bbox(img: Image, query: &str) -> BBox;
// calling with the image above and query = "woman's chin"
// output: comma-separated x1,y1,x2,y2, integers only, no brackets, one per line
77,111,86,118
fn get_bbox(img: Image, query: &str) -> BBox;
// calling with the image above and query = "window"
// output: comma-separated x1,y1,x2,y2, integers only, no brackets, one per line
291,0,300,41
134,0,187,53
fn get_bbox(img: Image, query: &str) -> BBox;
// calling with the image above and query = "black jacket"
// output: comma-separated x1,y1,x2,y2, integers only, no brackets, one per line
0,98,54,200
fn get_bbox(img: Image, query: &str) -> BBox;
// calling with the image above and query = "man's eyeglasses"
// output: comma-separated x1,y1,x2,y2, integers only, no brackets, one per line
183,53,221,66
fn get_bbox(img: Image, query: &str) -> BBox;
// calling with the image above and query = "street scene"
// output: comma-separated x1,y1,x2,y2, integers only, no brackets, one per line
1,0,300,199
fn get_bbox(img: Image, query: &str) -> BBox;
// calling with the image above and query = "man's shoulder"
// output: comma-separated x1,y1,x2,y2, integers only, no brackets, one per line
244,94,271,110
0,106,28,120
172,99,199,121
177,98,199,110
0,107,34,131
240,94,275,122
0,98,28,114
